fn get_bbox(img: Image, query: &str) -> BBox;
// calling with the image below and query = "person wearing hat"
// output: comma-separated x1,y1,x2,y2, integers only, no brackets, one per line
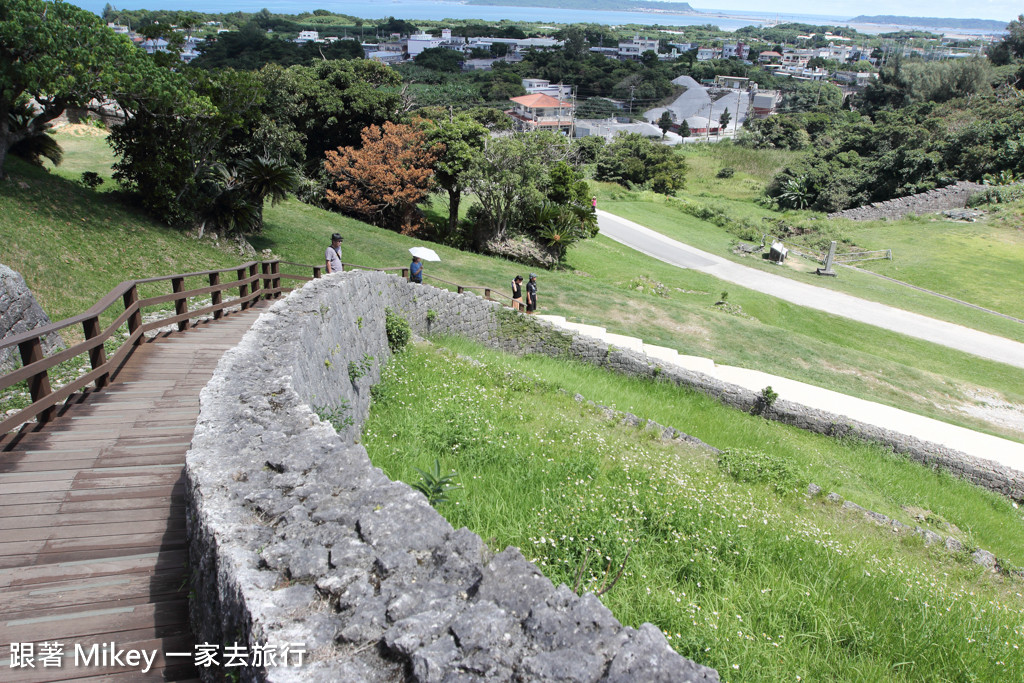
591,196,597,212
410,256,423,284
525,273,538,314
511,275,524,311
325,233,344,274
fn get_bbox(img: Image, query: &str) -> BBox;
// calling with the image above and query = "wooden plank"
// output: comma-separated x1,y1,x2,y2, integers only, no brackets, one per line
0,598,191,642
3,518,185,543
0,550,187,588
1,571,186,616
0,506,183,531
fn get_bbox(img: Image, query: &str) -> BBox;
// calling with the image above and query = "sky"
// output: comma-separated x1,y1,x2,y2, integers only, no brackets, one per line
698,2,1018,23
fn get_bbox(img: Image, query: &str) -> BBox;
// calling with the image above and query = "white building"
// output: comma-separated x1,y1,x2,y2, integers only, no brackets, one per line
407,32,446,57
618,36,659,60
521,78,572,99
107,23,129,35
295,30,319,44
722,42,749,60
696,47,722,61
367,51,404,65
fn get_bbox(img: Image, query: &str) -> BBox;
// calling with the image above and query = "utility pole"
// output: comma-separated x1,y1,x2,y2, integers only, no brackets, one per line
706,102,711,141
629,84,636,116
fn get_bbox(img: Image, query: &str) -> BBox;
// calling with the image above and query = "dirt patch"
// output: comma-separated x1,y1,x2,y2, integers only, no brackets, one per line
51,123,108,137
952,389,1024,436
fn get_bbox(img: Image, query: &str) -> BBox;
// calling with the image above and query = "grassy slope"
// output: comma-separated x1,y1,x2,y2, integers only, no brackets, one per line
595,141,1024,342
365,338,1024,681
4,130,1024,443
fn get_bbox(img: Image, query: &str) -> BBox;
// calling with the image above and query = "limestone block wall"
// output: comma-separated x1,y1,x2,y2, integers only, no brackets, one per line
186,268,1023,682
0,264,64,372
186,270,717,682
827,181,986,221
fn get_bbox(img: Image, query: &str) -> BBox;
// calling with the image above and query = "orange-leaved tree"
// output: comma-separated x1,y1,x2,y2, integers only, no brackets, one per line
324,122,441,234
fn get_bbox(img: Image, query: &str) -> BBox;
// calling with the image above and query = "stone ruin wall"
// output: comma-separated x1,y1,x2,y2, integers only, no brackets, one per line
827,181,986,221
186,269,1024,681
0,264,64,373
186,270,718,682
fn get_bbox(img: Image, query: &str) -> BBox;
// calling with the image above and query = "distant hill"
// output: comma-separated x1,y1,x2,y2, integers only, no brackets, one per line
848,15,1009,31
466,0,696,13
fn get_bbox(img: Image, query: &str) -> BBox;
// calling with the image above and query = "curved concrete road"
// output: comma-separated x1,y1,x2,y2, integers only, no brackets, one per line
598,210,1024,370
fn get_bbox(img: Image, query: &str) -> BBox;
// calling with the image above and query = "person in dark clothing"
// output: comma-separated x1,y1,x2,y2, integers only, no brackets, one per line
409,256,423,283
525,273,538,314
511,275,524,311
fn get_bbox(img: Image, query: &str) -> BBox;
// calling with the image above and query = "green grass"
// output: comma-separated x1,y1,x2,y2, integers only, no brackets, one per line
595,183,1024,345
364,338,1024,682
5,129,1024,443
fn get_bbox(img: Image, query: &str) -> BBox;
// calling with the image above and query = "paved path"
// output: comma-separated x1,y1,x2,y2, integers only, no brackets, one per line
538,315,1024,474
597,210,1024,370
0,304,266,682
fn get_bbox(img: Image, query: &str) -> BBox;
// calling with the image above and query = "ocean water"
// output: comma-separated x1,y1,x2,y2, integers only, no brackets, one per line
85,0,852,31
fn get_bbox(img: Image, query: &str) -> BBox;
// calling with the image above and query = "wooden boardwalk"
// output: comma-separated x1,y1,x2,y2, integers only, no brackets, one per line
0,305,266,681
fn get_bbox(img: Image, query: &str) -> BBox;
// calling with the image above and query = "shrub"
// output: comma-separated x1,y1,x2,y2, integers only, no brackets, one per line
385,308,411,352
718,447,798,491
80,171,104,189
717,167,735,179
412,459,462,506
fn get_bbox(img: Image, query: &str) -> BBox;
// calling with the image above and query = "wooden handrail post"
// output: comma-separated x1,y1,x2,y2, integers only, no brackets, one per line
484,288,491,300
18,337,55,424
123,284,142,343
261,262,271,300
171,276,189,331
457,286,464,294
237,267,249,310
82,315,109,389
271,261,281,298
402,268,409,281
210,272,223,319
249,263,259,301
313,266,322,279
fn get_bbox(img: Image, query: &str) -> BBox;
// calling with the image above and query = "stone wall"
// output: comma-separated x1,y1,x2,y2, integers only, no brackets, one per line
0,264,64,372
186,270,717,682
187,267,1023,681
827,181,986,221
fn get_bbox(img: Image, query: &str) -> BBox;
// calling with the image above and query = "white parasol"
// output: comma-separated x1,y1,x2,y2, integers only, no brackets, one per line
409,246,441,262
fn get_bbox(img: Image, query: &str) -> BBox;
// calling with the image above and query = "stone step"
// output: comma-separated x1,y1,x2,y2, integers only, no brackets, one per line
642,344,680,363
603,333,644,352
675,355,718,377
557,321,608,338
536,315,566,325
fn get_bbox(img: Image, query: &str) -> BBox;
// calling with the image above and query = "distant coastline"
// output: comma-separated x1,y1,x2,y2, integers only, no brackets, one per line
466,0,696,13
835,15,1007,31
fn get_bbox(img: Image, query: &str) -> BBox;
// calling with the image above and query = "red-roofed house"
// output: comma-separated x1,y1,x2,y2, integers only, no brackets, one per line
758,51,782,64
507,93,575,134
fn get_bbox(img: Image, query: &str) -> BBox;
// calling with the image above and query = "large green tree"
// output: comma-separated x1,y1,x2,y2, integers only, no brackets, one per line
421,114,488,238
0,0,200,176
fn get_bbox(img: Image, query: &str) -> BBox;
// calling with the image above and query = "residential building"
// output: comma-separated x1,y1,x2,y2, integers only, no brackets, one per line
618,36,659,60
522,79,572,99
714,75,749,90
507,93,575,134
758,50,782,64
140,38,169,54
367,50,404,65
407,32,445,57
751,92,778,118
696,47,722,61
107,23,129,35
575,119,663,140
295,30,319,44
722,42,749,60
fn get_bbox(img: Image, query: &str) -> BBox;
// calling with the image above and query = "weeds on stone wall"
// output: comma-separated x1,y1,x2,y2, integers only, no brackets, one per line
385,307,411,353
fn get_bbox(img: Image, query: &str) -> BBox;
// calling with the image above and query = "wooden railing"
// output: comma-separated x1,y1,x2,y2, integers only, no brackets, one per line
1,258,517,436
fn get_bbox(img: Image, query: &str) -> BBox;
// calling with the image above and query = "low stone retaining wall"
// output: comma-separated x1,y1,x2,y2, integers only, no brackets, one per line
827,181,986,221
186,270,717,682
186,268,1022,681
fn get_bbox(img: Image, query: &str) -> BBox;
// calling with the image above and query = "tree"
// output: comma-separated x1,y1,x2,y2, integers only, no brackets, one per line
196,156,298,236
719,107,731,134
422,114,488,238
595,133,686,194
324,122,440,234
0,0,200,177
465,131,571,246
657,111,674,138
414,47,463,73
678,119,691,138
